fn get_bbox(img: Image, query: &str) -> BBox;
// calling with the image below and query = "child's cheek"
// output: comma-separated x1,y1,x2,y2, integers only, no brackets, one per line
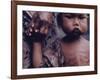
80,23,88,32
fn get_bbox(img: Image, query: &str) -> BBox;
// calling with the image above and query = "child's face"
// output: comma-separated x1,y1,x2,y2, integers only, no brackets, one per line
62,13,88,34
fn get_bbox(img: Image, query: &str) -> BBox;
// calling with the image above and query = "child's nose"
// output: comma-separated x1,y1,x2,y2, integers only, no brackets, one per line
73,18,80,26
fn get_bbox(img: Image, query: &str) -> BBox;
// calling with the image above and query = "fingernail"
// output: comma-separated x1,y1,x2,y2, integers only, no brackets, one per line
35,29,39,32
30,28,32,32
29,33,32,36
32,24,34,27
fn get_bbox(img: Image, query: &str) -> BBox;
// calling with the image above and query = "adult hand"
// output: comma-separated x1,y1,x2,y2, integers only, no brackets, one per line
25,12,53,43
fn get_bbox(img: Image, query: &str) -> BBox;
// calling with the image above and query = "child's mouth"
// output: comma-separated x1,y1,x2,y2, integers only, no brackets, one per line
62,28,83,42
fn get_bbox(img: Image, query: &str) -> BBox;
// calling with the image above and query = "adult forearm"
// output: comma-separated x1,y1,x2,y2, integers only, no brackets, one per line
32,42,43,67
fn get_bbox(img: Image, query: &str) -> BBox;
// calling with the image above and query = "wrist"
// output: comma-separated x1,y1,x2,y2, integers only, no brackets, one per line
32,32,46,43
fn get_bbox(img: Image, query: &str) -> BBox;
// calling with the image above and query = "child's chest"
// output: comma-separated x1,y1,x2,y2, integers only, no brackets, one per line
61,39,89,66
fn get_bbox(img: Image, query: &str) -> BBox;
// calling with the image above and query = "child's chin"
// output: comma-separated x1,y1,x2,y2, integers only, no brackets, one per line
62,28,83,43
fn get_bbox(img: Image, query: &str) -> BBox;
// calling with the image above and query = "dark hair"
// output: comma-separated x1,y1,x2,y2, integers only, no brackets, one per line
56,13,63,28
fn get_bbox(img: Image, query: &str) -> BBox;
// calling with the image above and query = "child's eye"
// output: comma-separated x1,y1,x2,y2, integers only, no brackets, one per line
79,16,85,19
79,15,88,19
64,15,73,19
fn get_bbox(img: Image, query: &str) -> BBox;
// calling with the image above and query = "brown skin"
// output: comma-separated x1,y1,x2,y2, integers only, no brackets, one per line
27,12,53,67
61,37,89,66
26,12,89,67
61,13,89,66
62,13,88,33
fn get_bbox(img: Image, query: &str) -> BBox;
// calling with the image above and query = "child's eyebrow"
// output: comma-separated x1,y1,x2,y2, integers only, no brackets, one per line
63,13,88,18
77,14,89,19
63,13,71,16
63,13,81,16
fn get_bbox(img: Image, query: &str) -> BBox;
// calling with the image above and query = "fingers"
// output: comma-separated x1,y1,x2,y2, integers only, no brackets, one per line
25,14,49,37
25,23,49,37
25,22,37,36
44,27,48,34
40,26,48,34
25,27,32,36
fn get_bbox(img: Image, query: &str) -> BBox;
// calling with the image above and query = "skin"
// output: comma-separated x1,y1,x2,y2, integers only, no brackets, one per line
26,12,53,36
61,37,89,66
60,13,89,66
26,12,89,67
62,13,88,33
29,12,53,67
